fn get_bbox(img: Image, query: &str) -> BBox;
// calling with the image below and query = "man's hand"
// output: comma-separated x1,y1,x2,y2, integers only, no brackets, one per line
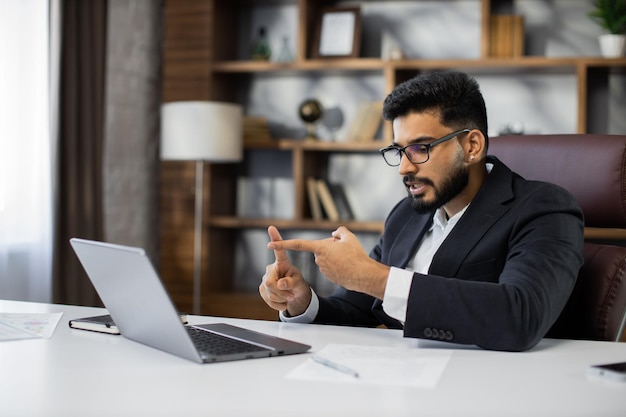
259,226,312,316
267,226,390,300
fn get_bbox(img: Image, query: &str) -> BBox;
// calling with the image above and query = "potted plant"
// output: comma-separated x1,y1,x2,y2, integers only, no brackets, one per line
588,0,626,57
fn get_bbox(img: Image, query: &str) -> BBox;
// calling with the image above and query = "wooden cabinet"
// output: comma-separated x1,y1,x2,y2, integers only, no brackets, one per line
160,0,626,319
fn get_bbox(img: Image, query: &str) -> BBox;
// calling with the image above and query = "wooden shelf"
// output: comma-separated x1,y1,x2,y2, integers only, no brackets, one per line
209,215,384,234
212,58,386,72
244,139,384,151
585,227,626,241
201,292,279,321
214,57,626,73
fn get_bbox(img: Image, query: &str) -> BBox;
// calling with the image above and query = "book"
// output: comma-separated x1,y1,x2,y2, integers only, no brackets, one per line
489,14,524,58
315,179,340,221
327,182,355,220
355,101,383,142
68,313,188,335
342,101,383,142
306,177,323,221
243,116,272,145
342,101,370,141
511,15,525,57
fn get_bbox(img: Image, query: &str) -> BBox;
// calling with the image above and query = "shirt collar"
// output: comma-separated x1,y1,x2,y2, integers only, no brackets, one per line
432,204,469,231
429,163,493,231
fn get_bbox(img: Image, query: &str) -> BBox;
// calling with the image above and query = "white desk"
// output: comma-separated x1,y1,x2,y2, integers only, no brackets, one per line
1,299,625,417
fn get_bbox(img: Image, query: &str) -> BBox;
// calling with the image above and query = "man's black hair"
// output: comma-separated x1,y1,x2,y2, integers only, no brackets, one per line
382,71,489,146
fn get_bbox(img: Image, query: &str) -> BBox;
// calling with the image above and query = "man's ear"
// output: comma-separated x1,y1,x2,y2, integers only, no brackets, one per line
465,129,485,161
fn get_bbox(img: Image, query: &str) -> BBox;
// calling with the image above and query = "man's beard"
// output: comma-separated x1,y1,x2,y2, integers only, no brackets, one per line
405,161,470,214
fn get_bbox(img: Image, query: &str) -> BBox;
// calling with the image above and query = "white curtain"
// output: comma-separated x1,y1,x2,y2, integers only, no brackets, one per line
0,0,58,302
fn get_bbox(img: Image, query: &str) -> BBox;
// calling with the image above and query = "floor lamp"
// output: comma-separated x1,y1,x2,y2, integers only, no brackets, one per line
161,101,243,314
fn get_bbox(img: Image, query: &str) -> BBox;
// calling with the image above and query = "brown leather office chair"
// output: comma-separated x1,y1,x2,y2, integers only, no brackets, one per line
490,134,626,342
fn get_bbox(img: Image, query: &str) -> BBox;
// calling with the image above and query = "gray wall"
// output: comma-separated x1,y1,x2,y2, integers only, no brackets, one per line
103,0,162,262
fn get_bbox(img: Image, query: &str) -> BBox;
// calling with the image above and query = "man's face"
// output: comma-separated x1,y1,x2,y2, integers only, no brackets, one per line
391,112,469,214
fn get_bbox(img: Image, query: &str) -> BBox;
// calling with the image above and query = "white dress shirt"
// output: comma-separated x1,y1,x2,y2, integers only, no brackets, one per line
382,204,468,323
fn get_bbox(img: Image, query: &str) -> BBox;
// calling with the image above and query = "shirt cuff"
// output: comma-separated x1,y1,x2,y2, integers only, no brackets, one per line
382,266,413,324
279,289,319,324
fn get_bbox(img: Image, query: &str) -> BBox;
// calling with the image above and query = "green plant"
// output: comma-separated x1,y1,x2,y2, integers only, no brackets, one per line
588,0,626,34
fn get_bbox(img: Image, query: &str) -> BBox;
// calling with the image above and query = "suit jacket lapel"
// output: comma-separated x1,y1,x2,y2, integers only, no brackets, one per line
388,211,433,268
371,205,432,329
429,156,515,277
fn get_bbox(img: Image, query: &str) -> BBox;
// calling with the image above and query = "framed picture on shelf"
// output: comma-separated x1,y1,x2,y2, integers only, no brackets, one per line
313,7,361,58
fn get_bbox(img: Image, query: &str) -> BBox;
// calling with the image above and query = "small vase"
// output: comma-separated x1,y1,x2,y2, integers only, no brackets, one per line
250,27,271,61
599,34,626,58
276,36,294,62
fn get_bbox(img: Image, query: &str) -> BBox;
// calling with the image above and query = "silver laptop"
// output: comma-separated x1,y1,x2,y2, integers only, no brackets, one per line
69,238,310,364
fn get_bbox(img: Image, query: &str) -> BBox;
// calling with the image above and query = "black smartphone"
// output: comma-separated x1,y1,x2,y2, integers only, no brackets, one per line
588,361,626,382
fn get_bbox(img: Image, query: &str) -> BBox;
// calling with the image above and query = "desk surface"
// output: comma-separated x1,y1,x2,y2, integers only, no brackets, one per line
1,299,625,417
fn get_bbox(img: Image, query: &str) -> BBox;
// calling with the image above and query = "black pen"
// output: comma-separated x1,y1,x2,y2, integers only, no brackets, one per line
312,355,360,378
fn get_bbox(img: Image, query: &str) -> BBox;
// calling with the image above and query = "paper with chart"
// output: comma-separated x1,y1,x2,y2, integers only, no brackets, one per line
0,312,63,341
287,343,452,388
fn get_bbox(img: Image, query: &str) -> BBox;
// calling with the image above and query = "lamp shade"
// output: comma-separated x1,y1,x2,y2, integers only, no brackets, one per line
161,101,243,162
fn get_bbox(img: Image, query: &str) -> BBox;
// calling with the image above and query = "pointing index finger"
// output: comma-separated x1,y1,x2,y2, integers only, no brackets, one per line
268,237,317,254
267,226,289,263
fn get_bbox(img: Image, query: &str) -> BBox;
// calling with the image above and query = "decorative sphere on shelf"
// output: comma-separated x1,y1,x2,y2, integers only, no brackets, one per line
298,99,324,139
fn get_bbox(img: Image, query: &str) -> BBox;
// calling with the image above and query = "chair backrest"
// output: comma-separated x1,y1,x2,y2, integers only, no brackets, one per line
489,134,626,229
549,242,626,342
490,134,626,342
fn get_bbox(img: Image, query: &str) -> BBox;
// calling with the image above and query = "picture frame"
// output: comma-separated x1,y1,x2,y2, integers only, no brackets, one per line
313,7,361,58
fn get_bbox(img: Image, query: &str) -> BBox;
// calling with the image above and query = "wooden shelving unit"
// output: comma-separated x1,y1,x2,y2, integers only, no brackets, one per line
160,0,626,319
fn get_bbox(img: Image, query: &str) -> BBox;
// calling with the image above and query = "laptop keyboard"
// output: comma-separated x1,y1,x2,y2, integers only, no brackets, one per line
186,326,272,357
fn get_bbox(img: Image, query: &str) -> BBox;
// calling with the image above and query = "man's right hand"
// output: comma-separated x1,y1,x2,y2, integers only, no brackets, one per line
259,226,312,317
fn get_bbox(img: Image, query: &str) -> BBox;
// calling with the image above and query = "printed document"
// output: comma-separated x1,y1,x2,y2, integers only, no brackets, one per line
287,343,452,388
0,312,63,341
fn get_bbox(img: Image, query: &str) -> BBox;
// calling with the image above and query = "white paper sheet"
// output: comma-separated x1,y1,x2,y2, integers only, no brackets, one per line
0,312,63,341
287,344,452,388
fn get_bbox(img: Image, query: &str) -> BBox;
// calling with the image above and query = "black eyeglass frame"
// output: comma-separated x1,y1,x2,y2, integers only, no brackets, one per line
378,128,471,166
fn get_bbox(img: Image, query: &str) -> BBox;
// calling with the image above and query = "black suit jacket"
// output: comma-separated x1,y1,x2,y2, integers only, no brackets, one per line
314,156,584,351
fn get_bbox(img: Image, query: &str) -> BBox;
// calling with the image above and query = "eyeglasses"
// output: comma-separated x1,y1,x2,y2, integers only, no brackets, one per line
379,129,471,166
